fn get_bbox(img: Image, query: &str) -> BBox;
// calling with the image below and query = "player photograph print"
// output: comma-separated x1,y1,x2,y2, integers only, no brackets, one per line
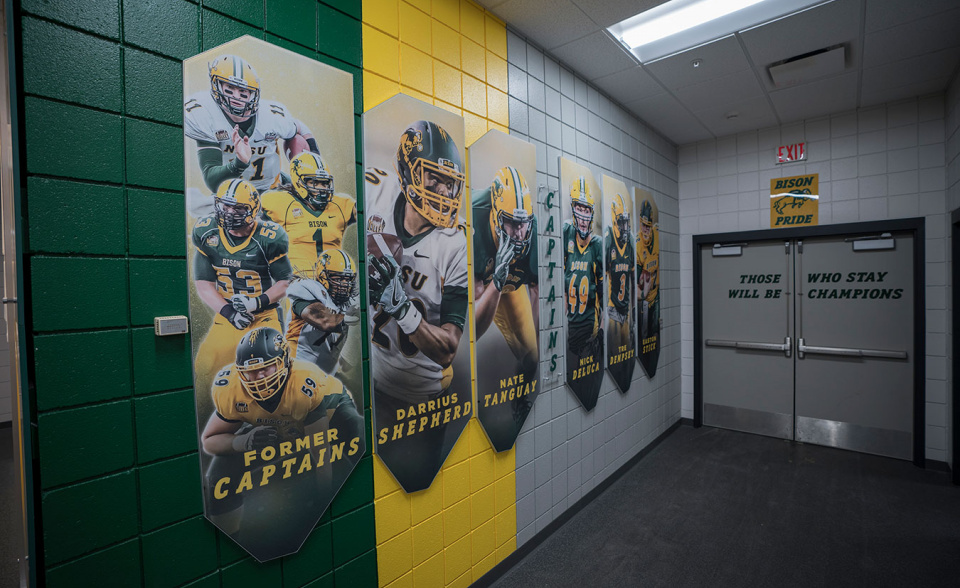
470,130,540,452
363,94,472,493
183,36,364,562
635,188,661,378
602,175,636,393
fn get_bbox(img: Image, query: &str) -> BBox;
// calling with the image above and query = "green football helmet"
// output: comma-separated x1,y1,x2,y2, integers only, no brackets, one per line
235,327,290,401
396,120,465,229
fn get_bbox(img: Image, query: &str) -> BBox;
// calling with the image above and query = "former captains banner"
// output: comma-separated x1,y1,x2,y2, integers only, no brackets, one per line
635,188,661,378
560,158,605,411
602,176,636,393
470,130,540,452
363,94,472,493
183,36,365,561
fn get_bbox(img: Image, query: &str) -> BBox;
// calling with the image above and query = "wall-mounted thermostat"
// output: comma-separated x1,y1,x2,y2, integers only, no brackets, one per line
154,315,189,336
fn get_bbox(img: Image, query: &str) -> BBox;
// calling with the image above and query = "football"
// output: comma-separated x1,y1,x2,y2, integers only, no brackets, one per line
284,134,310,160
367,232,403,283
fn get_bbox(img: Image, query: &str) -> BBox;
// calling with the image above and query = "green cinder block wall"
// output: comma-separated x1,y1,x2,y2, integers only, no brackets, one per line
15,1,375,585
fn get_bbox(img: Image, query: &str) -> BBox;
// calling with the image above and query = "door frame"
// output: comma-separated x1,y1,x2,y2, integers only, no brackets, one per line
951,207,959,484
693,218,926,466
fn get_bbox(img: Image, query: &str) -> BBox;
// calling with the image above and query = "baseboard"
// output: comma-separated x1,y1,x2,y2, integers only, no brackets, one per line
473,418,686,588
0,420,11,430
925,459,951,473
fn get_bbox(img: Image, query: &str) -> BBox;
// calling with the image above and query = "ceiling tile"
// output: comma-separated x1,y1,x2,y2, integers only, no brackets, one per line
740,0,861,90
695,96,779,137
865,0,959,33
593,66,663,106
860,76,955,108
624,93,711,144
862,10,960,68
551,31,638,81
768,72,859,124
644,35,751,90
491,0,598,50
862,47,960,94
674,69,764,112
569,0,668,28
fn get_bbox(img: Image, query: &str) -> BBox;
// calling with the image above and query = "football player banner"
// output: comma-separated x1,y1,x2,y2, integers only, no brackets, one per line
363,94,472,493
469,130,540,452
635,188,661,378
770,173,819,228
560,158,605,411
602,176,636,393
183,36,366,562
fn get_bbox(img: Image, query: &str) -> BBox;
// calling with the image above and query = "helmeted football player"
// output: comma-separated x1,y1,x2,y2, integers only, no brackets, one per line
184,54,319,193
200,326,363,554
285,248,360,378
261,152,358,278
605,193,635,386
473,166,539,376
563,175,605,410
192,179,293,418
637,199,660,343
364,119,469,490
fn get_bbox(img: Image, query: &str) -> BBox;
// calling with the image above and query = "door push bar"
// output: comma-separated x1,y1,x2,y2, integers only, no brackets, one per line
705,336,792,358
796,338,907,360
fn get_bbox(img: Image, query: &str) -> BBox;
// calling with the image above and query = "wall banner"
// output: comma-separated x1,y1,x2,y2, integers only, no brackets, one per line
363,94,472,493
770,173,819,228
560,158,605,411
601,176,636,393
469,130,540,452
635,188,661,378
183,36,365,561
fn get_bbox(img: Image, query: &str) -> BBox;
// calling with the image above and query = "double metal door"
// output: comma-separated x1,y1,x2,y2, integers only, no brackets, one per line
700,232,915,460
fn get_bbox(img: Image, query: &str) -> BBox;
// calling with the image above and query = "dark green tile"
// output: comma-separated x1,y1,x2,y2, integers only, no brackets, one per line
330,503,374,566
27,178,125,254
135,389,198,463
128,188,187,256
266,0,316,49
139,454,203,531
35,330,131,411
39,400,134,488
265,34,316,59
125,49,183,124
142,517,218,588
25,97,123,183
317,5,360,68
217,533,248,566
221,557,282,586
45,539,141,588
123,0,198,60
129,259,188,325
202,10,262,52
303,573,334,588
22,0,119,39
125,118,184,190
332,548,376,587
42,471,138,565
205,0,264,28
22,17,121,111
330,456,372,517
322,0,360,20
281,522,332,587
182,573,221,588
31,257,128,331
132,327,193,395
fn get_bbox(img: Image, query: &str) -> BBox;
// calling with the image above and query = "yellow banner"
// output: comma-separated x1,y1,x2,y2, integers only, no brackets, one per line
770,174,818,228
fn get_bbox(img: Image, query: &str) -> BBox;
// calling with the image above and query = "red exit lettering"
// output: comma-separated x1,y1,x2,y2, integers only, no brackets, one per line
776,142,806,164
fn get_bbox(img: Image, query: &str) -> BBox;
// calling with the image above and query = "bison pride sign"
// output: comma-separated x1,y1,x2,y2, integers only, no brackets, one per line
770,174,818,228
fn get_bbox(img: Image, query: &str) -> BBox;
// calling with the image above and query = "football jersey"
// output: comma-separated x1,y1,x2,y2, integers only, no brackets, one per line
563,221,603,351
212,359,344,440
260,188,357,277
286,278,349,373
605,227,634,314
365,167,469,399
471,187,539,291
184,91,298,192
192,215,293,302
637,228,660,304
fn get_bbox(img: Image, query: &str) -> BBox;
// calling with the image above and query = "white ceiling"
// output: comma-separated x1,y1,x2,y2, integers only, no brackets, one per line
476,0,960,145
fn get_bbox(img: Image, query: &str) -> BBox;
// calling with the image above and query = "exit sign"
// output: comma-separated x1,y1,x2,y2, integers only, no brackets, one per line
776,142,806,164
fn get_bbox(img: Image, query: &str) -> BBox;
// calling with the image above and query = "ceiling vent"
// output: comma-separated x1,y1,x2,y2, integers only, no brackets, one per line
768,45,846,89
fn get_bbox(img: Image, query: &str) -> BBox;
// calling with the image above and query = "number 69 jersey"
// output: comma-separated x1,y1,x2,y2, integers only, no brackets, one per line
364,168,469,401
184,91,298,192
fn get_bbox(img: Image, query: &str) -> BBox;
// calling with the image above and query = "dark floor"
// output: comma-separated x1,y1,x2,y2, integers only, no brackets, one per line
492,425,960,588
1,425,21,588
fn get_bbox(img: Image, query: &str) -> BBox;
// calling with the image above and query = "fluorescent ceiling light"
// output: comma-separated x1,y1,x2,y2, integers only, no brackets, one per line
608,0,828,63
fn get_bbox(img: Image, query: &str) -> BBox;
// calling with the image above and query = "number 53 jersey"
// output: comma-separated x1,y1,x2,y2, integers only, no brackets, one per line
364,168,468,400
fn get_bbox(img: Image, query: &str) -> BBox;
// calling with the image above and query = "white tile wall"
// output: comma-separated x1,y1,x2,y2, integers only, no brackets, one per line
506,29,682,547
944,73,960,468
679,94,952,464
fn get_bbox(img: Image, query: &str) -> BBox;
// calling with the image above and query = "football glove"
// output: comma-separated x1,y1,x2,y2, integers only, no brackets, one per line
231,293,269,314
219,303,254,330
368,254,409,319
492,230,513,291
231,425,278,452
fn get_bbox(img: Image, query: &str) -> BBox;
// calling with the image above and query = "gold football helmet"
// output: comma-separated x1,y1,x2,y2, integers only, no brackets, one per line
316,248,357,307
290,152,334,210
490,166,535,259
214,179,261,231
570,176,594,239
235,327,290,401
610,193,630,247
208,55,260,119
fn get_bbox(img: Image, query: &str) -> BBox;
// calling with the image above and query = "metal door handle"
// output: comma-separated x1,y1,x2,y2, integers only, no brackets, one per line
706,336,792,358
796,338,907,360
